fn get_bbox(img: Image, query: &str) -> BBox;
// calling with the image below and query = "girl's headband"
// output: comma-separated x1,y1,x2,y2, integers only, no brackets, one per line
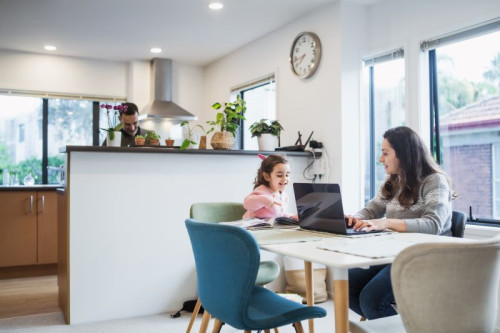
257,153,266,161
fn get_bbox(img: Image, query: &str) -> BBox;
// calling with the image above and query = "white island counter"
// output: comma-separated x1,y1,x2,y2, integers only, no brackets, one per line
58,146,312,324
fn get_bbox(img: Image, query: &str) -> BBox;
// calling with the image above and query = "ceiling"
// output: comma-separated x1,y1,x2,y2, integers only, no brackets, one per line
0,0,352,66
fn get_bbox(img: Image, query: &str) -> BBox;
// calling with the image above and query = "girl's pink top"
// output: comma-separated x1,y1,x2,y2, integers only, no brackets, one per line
242,185,292,219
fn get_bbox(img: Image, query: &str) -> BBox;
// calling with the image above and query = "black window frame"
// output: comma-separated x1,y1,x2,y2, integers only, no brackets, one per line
425,19,500,226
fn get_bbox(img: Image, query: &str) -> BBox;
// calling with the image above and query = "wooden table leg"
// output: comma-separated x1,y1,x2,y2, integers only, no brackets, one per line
332,267,349,333
304,260,314,333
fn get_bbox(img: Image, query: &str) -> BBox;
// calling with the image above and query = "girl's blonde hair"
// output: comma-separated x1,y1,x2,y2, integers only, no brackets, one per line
253,155,289,189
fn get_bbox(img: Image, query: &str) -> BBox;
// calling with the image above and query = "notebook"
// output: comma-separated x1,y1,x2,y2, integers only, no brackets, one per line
292,183,385,236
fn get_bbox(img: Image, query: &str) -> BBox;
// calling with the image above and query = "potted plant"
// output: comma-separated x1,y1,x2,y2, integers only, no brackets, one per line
146,131,161,146
165,137,175,147
100,104,125,146
134,134,145,146
206,95,246,150
249,119,284,151
180,121,206,150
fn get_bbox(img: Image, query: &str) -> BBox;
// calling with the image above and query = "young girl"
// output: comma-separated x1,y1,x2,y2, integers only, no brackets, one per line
243,154,295,219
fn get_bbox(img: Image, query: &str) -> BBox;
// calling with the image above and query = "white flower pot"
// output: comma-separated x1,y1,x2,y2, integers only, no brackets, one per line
107,131,122,147
257,134,278,151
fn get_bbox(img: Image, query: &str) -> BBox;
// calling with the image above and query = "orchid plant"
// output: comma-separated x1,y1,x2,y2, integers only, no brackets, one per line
100,104,126,140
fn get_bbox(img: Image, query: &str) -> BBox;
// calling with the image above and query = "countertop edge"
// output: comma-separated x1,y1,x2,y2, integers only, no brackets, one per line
59,146,312,157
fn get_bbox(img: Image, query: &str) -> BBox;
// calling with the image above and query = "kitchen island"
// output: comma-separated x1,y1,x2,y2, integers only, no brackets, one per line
59,146,312,324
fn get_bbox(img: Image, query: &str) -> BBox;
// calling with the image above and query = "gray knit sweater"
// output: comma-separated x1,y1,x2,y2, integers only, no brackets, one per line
355,173,452,235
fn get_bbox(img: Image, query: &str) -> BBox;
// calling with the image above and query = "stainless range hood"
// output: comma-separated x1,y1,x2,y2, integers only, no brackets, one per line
140,58,197,121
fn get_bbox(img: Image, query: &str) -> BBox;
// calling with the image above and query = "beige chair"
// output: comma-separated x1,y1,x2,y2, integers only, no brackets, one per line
350,235,500,333
186,202,281,333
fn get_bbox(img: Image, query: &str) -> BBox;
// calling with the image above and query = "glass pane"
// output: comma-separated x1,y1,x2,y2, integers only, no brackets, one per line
0,95,43,185
240,81,276,150
364,59,406,202
47,99,93,184
437,31,500,219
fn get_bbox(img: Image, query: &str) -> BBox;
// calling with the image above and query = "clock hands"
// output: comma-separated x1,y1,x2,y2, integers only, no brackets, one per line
294,54,306,66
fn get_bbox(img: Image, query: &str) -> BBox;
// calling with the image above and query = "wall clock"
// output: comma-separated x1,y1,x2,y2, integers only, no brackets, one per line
289,31,322,79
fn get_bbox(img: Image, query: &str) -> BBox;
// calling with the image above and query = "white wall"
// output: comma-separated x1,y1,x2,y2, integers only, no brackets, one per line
203,2,370,209
0,50,128,98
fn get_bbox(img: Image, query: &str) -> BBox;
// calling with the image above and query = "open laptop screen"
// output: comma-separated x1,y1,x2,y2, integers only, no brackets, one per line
293,183,347,234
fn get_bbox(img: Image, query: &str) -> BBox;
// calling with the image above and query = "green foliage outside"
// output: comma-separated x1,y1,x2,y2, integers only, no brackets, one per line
437,52,500,114
0,154,64,185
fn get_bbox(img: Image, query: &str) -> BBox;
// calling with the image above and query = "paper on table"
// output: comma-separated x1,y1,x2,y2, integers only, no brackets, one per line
220,218,272,230
319,236,415,259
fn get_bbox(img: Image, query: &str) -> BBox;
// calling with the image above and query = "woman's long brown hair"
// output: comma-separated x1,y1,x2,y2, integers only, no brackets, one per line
381,126,452,207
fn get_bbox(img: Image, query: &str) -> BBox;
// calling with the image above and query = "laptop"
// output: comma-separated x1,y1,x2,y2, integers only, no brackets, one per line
291,183,384,236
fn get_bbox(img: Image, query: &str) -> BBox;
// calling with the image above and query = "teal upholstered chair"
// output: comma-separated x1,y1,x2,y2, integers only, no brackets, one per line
186,218,327,333
350,235,500,333
186,202,281,333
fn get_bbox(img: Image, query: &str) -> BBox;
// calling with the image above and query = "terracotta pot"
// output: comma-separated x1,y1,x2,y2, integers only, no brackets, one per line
149,139,160,146
199,135,207,150
135,137,145,146
165,139,175,147
210,131,234,150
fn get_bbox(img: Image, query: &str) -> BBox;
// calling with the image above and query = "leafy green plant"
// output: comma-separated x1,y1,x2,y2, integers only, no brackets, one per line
135,134,145,139
145,131,160,144
206,95,246,137
249,119,284,137
180,121,206,150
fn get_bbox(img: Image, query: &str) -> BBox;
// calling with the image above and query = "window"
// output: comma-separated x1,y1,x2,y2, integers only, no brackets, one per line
363,50,406,202
0,95,43,185
0,93,116,185
424,19,500,223
47,98,94,183
232,76,276,150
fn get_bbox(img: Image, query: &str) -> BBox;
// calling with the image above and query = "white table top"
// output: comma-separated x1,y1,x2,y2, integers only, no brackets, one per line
252,229,471,269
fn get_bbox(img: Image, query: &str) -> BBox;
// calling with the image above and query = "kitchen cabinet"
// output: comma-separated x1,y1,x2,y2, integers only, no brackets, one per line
0,190,58,267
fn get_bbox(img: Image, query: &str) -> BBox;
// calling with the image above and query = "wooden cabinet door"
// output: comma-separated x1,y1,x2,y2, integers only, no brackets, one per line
37,192,58,264
0,192,37,267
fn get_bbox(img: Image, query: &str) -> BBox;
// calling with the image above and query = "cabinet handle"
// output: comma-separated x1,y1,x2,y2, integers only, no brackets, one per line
30,195,33,214
41,195,45,213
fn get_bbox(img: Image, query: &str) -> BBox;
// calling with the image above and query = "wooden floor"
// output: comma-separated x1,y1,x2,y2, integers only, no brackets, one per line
0,275,60,319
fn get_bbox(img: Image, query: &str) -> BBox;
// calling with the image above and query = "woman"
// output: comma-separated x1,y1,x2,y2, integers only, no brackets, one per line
346,126,453,319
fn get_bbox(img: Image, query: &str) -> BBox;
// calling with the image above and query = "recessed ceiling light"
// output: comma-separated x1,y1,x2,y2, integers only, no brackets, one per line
150,47,162,54
208,2,224,10
44,45,56,51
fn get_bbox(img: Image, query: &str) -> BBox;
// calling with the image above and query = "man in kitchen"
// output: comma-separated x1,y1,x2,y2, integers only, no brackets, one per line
103,102,151,147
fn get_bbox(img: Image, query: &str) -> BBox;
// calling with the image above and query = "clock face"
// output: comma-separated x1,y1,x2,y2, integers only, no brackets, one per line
290,32,321,79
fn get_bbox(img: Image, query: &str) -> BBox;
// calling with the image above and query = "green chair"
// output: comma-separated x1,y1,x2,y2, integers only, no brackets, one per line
186,202,281,333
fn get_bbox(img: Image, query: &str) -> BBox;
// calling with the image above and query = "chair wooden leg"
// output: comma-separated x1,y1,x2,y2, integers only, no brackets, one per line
360,316,366,321
198,310,211,333
211,319,224,333
244,331,251,333
274,328,279,333
264,330,271,333
292,322,304,333
186,298,202,333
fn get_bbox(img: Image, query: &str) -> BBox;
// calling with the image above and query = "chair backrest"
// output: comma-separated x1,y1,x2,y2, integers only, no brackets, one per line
185,218,260,328
451,210,467,238
391,235,500,333
190,202,246,222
